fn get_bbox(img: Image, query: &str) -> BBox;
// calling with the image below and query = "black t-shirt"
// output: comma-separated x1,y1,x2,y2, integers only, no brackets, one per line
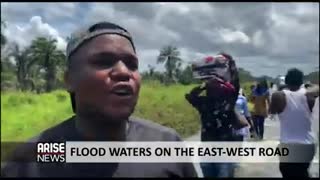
1,116,198,178
185,89,236,141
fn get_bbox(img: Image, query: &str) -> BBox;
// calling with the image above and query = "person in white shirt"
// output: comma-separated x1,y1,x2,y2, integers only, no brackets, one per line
269,68,318,178
312,97,319,141
235,88,252,141
308,85,319,141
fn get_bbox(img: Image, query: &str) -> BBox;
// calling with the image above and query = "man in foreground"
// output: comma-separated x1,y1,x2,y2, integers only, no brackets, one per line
1,22,197,178
269,68,318,178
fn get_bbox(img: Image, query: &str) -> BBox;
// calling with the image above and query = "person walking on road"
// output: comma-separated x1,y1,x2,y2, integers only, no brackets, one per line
269,68,318,178
185,53,249,178
251,79,270,140
235,88,252,142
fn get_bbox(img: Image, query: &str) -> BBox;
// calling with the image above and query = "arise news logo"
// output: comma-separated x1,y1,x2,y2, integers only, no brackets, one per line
37,143,65,163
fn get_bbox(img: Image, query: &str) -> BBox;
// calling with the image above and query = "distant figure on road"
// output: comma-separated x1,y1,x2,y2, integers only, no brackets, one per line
251,79,270,140
248,84,256,103
307,84,319,142
304,81,313,90
312,96,319,141
269,82,277,99
269,68,318,178
235,88,252,141
277,75,287,90
250,84,255,93
268,82,278,121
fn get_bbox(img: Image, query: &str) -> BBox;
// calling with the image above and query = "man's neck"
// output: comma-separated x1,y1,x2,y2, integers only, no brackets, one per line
75,115,129,141
288,85,300,92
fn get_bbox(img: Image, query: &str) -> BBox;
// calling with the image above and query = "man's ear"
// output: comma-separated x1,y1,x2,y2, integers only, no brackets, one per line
64,70,75,92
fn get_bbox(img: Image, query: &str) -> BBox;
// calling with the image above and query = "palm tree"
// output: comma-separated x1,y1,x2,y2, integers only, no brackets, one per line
157,46,182,81
1,20,6,47
7,43,36,91
148,64,155,77
29,37,66,92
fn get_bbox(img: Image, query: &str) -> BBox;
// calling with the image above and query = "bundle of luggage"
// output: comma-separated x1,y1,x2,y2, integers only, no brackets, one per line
191,54,230,80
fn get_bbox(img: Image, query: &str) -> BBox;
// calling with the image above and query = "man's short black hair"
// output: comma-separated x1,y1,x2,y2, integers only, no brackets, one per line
285,68,304,87
67,22,135,70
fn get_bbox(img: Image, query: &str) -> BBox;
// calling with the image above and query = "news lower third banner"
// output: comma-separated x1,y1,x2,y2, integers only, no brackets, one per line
35,141,318,163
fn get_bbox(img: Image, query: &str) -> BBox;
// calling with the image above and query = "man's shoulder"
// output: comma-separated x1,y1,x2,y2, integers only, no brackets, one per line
1,117,75,177
129,117,180,136
27,116,76,143
4,117,75,161
128,117,182,141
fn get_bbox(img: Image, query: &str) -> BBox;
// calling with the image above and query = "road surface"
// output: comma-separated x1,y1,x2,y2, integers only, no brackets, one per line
186,118,319,178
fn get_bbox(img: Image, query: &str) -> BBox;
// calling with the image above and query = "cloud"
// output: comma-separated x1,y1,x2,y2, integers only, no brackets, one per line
268,3,319,58
4,16,67,51
113,3,159,20
1,2,41,22
1,2,319,77
85,3,181,50
1,2,79,38
1,3,78,23
219,28,250,44
136,49,162,72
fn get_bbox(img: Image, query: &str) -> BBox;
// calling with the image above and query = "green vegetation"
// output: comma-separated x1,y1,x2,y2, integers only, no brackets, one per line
1,80,256,142
1,90,73,141
1,82,202,142
134,81,200,138
305,71,319,85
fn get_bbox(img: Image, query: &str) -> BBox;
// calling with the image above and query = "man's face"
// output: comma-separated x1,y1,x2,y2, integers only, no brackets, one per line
66,34,141,123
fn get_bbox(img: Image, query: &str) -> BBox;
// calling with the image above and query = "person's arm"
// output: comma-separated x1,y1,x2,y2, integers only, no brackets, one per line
305,85,319,112
233,109,250,130
269,91,286,115
242,97,254,125
185,84,205,111
1,142,39,177
243,97,251,119
249,92,256,103
266,91,271,106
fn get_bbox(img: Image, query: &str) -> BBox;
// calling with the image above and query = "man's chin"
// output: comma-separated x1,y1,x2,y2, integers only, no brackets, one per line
92,113,130,127
104,106,134,121
77,103,134,125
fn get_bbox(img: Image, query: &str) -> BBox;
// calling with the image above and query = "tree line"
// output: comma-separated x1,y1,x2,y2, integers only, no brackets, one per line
1,21,201,92
1,21,66,93
3,21,316,93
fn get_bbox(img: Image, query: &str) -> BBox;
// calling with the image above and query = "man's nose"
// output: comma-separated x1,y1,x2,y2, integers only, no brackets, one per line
110,61,131,82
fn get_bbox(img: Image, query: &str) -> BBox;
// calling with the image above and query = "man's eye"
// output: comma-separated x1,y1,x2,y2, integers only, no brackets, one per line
125,60,138,71
91,57,138,71
93,59,116,68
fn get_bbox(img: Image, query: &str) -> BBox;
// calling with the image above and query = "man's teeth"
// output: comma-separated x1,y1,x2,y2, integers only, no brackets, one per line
114,89,129,94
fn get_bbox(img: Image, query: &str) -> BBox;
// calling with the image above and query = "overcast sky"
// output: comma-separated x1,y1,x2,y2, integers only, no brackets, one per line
1,2,319,77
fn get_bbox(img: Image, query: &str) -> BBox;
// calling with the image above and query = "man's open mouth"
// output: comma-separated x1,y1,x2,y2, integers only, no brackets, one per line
110,84,134,97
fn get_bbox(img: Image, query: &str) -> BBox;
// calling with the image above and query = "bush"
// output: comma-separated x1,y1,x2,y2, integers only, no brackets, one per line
1,90,73,141
2,80,257,142
1,83,201,141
